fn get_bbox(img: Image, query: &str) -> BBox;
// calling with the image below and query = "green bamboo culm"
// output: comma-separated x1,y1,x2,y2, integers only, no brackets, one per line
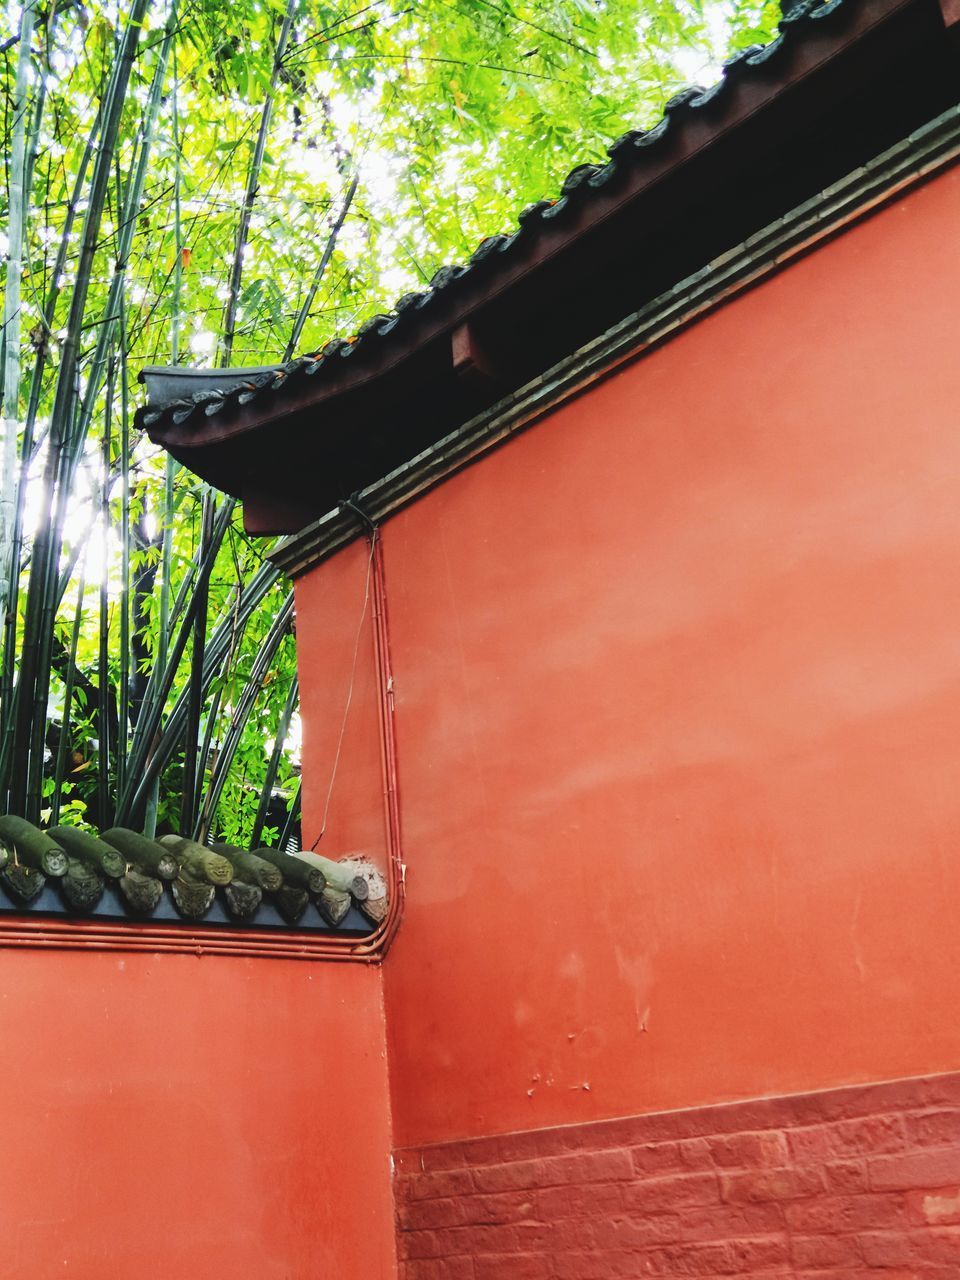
248,672,299,850
220,0,299,364
0,2,38,592
193,592,294,840
8,0,152,823
0,1,39,809
50,561,88,826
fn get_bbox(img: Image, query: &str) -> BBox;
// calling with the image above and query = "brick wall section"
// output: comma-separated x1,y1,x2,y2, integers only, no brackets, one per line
393,1072,960,1279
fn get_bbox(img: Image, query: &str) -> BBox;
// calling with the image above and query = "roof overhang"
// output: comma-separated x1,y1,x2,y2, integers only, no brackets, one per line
142,0,960,535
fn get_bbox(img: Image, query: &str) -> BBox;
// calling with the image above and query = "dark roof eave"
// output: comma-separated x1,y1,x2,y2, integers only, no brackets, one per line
143,0,960,530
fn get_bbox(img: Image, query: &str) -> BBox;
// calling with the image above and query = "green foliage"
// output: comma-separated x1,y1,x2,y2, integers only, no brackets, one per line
0,0,780,845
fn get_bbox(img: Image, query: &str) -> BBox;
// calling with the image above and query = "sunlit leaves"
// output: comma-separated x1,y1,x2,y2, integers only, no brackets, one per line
0,0,780,842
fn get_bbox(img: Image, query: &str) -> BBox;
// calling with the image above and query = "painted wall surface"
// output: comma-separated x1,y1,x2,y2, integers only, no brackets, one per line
295,536,389,874
298,162,960,1150
0,949,396,1279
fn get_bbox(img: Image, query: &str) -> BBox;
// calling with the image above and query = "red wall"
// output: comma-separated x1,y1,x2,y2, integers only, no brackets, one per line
297,161,960,1153
0,949,397,1279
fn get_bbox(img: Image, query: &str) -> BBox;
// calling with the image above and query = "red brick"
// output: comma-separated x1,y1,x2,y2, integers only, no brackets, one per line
401,1259,475,1280
908,1186,960,1225
906,1107,960,1148
726,1235,791,1270
858,1229,913,1267
403,1169,476,1202
918,1225,960,1264
708,1130,788,1169
794,1272,921,1280
552,1252,652,1279
870,1147,960,1191
632,1137,712,1176
460,1190,537,1225
820,1159,869,1192
400,1198,467,1231
591,1212,682,1250
719,1167,823,1203
395,1148,426,1176
537,1181,623,1220
790,1233,863,1267
785,1191,909,1233
789,1113,907,1163
455,1187,535,1228
399,1230,445,1261
418,1143,470,1173
473,1255,552,1279
679,1200,786,1242
463,1141,506,1172
643,1236,789,1274
441,1223,520,1256
472,1148,633,1195
643,1239,738,1275
622,1171,720,1213
515,1219,594,1254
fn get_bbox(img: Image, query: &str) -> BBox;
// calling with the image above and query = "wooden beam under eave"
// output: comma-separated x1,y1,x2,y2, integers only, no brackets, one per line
452,321,503,390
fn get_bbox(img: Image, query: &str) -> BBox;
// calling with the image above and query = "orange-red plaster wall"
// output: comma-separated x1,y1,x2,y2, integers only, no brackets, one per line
0,950,397,1279
295,537,389,873
296,163,960,1150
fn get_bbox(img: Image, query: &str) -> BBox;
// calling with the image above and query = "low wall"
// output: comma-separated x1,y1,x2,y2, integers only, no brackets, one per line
394,1072,960,1278
0,948,397,1279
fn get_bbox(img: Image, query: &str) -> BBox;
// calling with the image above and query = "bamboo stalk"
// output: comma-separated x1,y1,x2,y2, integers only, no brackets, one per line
115,500,239,823
116,304,131,800
221,0,299,364
0,95,101,800
98,357,115,830
0,0,39,657
142,455,177,840
197,592,293,836
249,674,298,850
10,0,151,822
277,782,301,853
283,171,359,360
50,563,87,826
118,556,280,824
180,492,213,831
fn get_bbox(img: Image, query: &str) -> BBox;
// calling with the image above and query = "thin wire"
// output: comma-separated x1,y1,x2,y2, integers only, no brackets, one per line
312,533,376,848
